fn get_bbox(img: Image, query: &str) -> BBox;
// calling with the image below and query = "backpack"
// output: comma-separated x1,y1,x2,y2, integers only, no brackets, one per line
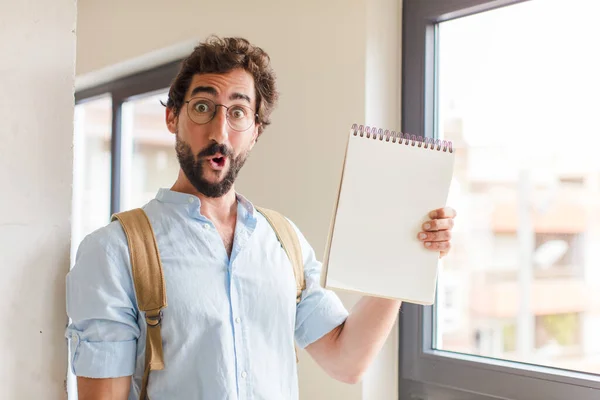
111,206,306,400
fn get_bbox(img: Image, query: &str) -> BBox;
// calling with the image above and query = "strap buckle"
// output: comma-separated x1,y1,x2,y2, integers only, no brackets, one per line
145,310,163,327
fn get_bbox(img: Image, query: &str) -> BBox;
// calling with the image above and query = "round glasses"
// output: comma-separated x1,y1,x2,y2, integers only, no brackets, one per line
185,97,258,132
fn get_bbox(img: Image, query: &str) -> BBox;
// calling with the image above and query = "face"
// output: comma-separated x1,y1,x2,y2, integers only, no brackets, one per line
166,68,259,198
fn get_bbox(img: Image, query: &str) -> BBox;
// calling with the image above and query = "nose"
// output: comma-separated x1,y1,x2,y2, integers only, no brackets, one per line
208,106,229,144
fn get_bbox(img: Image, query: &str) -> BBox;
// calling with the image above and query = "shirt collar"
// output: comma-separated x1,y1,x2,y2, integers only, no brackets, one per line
155,188,256,218
156,188,198,205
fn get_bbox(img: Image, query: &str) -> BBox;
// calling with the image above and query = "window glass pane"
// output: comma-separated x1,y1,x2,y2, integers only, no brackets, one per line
120,91,178,210
436,0,600,374
72,96,112,255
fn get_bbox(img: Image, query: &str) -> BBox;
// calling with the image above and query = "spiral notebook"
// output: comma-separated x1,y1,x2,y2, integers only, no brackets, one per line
321,124,455,305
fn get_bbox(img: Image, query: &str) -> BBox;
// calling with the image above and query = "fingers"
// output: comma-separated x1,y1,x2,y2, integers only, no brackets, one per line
424,207,456,257
423,241,451,251
422,218,454,232
417,230,452,242
429,207,457,219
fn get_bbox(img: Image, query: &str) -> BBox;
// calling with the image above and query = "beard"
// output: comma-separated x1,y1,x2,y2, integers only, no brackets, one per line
175,137,249,198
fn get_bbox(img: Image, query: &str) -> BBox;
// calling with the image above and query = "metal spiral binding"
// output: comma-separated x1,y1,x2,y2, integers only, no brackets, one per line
350,123,453,153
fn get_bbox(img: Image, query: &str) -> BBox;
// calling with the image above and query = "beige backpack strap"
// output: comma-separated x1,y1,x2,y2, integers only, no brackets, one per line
111,208,167,400
255,207,306,363
255,207,306,303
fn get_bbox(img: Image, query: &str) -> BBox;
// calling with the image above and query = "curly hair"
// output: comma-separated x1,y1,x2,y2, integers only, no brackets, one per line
165,36,279,136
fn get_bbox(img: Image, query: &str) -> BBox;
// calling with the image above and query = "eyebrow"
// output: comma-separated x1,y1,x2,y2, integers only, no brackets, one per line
190,86,252,105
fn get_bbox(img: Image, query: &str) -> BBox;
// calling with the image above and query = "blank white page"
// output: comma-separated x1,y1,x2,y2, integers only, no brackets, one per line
322,130,455,305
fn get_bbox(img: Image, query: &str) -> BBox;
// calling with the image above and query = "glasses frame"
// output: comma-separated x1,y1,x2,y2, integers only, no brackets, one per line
184,97,259,132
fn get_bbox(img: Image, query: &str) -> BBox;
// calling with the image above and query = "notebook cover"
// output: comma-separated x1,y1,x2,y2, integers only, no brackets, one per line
321,125,455,305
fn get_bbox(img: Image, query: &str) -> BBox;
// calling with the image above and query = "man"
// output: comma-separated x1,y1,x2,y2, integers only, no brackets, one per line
66,36,456,399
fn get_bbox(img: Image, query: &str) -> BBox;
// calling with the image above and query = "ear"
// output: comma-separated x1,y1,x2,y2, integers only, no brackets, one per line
248,123,260,150
166,107,179,134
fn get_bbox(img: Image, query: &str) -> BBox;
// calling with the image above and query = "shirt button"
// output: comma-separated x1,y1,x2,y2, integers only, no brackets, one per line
203,223,210,229
235,317,241,324
241,371,247,379
188,197,195,203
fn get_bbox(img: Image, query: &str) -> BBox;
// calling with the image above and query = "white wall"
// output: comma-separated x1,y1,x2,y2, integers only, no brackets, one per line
75,0,401,398
0,0,77,399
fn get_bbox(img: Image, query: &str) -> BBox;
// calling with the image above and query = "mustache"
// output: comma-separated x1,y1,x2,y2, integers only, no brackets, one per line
197,142,233,158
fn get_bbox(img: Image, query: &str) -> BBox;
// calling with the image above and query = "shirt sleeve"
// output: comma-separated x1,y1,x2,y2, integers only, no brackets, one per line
65,223,140,378
290,220,349,349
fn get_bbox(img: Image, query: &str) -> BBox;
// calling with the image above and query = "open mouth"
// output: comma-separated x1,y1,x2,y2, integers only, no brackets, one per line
208,156,227,169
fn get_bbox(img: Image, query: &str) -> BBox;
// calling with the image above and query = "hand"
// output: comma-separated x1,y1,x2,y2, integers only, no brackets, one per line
417,207,457,258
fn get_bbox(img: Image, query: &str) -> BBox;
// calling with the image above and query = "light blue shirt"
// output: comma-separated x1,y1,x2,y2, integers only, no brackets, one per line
65,189,348,399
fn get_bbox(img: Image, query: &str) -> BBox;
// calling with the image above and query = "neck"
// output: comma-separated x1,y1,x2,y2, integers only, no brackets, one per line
170,172,237,224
